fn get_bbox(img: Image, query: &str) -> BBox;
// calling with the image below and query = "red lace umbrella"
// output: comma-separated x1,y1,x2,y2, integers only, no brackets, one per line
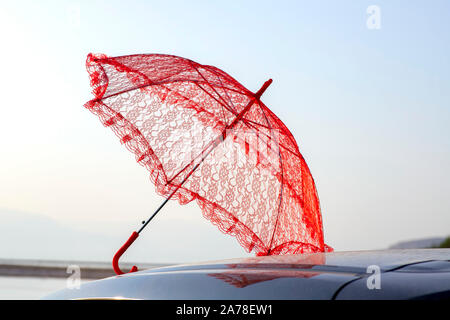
84,53,332,275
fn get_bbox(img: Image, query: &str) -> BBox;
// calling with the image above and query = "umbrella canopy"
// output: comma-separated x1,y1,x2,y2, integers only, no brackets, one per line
85,53,332,261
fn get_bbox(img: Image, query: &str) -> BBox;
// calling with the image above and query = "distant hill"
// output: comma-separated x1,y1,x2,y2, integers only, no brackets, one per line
0,207,253,264
389,237,447,249
0,207,121,262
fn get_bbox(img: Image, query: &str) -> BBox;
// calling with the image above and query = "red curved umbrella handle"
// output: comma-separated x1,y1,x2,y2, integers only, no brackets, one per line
112,231,139,275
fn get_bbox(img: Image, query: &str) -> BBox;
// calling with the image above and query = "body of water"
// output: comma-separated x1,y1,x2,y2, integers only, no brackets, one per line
0,276,88,299
0,258,171,299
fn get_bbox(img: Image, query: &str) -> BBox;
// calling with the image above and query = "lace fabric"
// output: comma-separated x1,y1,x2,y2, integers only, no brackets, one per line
85,53,332,255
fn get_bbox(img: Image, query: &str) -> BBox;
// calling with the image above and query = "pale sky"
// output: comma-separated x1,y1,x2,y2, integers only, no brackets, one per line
0,1,449,263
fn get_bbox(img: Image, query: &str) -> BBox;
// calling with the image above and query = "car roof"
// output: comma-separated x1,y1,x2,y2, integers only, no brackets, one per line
44,249,450,300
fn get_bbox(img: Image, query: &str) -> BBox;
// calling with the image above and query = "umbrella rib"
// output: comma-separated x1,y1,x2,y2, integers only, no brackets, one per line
257,102,301,155
193,81,233,125
201,64,249,123
257,104,284,253
190,62,234,125
101,78,246,101
165,94,258,186
192,84,281,159
210,67,238,116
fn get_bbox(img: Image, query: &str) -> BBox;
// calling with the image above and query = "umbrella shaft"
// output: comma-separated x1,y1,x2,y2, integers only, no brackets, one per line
138,195,170,234
137,140,215,234
137,162,201,234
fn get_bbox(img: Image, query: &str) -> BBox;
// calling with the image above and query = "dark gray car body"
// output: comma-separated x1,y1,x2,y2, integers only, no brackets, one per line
44,249,450,300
